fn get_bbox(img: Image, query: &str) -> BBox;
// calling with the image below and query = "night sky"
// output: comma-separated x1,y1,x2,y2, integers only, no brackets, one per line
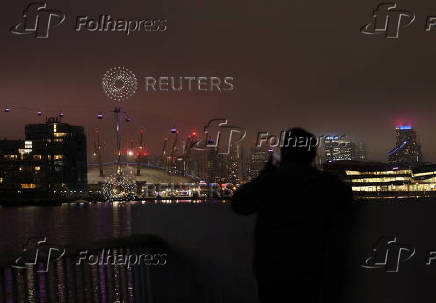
2,0,436,162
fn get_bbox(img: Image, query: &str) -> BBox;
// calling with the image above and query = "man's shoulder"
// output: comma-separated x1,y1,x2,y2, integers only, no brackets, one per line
318,171,353,200
317,170,344,183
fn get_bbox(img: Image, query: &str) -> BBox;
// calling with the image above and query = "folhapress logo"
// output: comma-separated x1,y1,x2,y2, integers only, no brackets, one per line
10,2,65,38
11,3,167,39
361,237,415,272
11,237,65,272
361,3,415,38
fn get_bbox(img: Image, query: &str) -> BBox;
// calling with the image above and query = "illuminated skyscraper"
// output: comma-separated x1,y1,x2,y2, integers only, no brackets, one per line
322,136,367,163
227,144,242,185
206,143,219,183
248,148,269,179
323,136,353,162
388,125,423,165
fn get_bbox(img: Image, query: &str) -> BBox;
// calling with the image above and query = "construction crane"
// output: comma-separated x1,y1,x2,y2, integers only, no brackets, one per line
94,129,104,177
169,128,179,174
161,137,168,169
137,128,144,176
113,107,123,175
129,139,135,158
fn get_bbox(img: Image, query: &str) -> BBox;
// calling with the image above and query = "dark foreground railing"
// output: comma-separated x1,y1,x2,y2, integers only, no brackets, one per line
0,234,212,303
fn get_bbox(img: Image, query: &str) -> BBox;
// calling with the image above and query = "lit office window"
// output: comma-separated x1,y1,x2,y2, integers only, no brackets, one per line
21,184,36,189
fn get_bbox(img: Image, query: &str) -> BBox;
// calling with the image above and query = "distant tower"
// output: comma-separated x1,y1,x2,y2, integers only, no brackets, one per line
388,125,423,166
206,139,218,183
322,135,367,163
353,142,367,161
248,147,268,179
224,144,242,184
323,136,353,162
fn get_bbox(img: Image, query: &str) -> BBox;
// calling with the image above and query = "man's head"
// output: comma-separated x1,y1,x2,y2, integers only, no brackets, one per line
281,128,318,165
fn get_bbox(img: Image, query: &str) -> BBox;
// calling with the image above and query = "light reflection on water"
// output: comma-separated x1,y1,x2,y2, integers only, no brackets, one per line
0,202,133,256
0,200,225,303
0,248,159,302
0,200,221,256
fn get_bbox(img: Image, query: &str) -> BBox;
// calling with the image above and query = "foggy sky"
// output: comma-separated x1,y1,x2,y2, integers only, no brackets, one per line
1,0,436,162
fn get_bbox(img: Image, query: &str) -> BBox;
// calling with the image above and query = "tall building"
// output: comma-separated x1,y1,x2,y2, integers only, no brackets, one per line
0,117,87,193
388,125,423,166
248,147,269,179
189,149,208,180
324,136,353,162
353,142,367,161
206,145,219,183
227,144,242,185
322,136,367,163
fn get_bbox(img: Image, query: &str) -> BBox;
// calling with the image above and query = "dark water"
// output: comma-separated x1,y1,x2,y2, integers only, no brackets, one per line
0,201,248,303
0,202,135,257
0,202,151,303
2,200,436,302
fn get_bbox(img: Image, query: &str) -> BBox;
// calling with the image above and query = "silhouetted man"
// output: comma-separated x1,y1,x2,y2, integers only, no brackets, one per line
232,128,353,302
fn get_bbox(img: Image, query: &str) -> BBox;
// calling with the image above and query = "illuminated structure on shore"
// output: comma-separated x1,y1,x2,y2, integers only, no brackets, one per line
325,161,436,199
0,117,87,193
102,107,138,201
102,173,137,201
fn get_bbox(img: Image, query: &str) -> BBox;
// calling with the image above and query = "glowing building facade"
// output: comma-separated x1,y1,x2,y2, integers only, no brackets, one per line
324,161,436,199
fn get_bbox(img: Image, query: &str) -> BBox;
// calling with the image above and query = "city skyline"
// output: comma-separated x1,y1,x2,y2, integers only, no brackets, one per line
0,112,429,163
